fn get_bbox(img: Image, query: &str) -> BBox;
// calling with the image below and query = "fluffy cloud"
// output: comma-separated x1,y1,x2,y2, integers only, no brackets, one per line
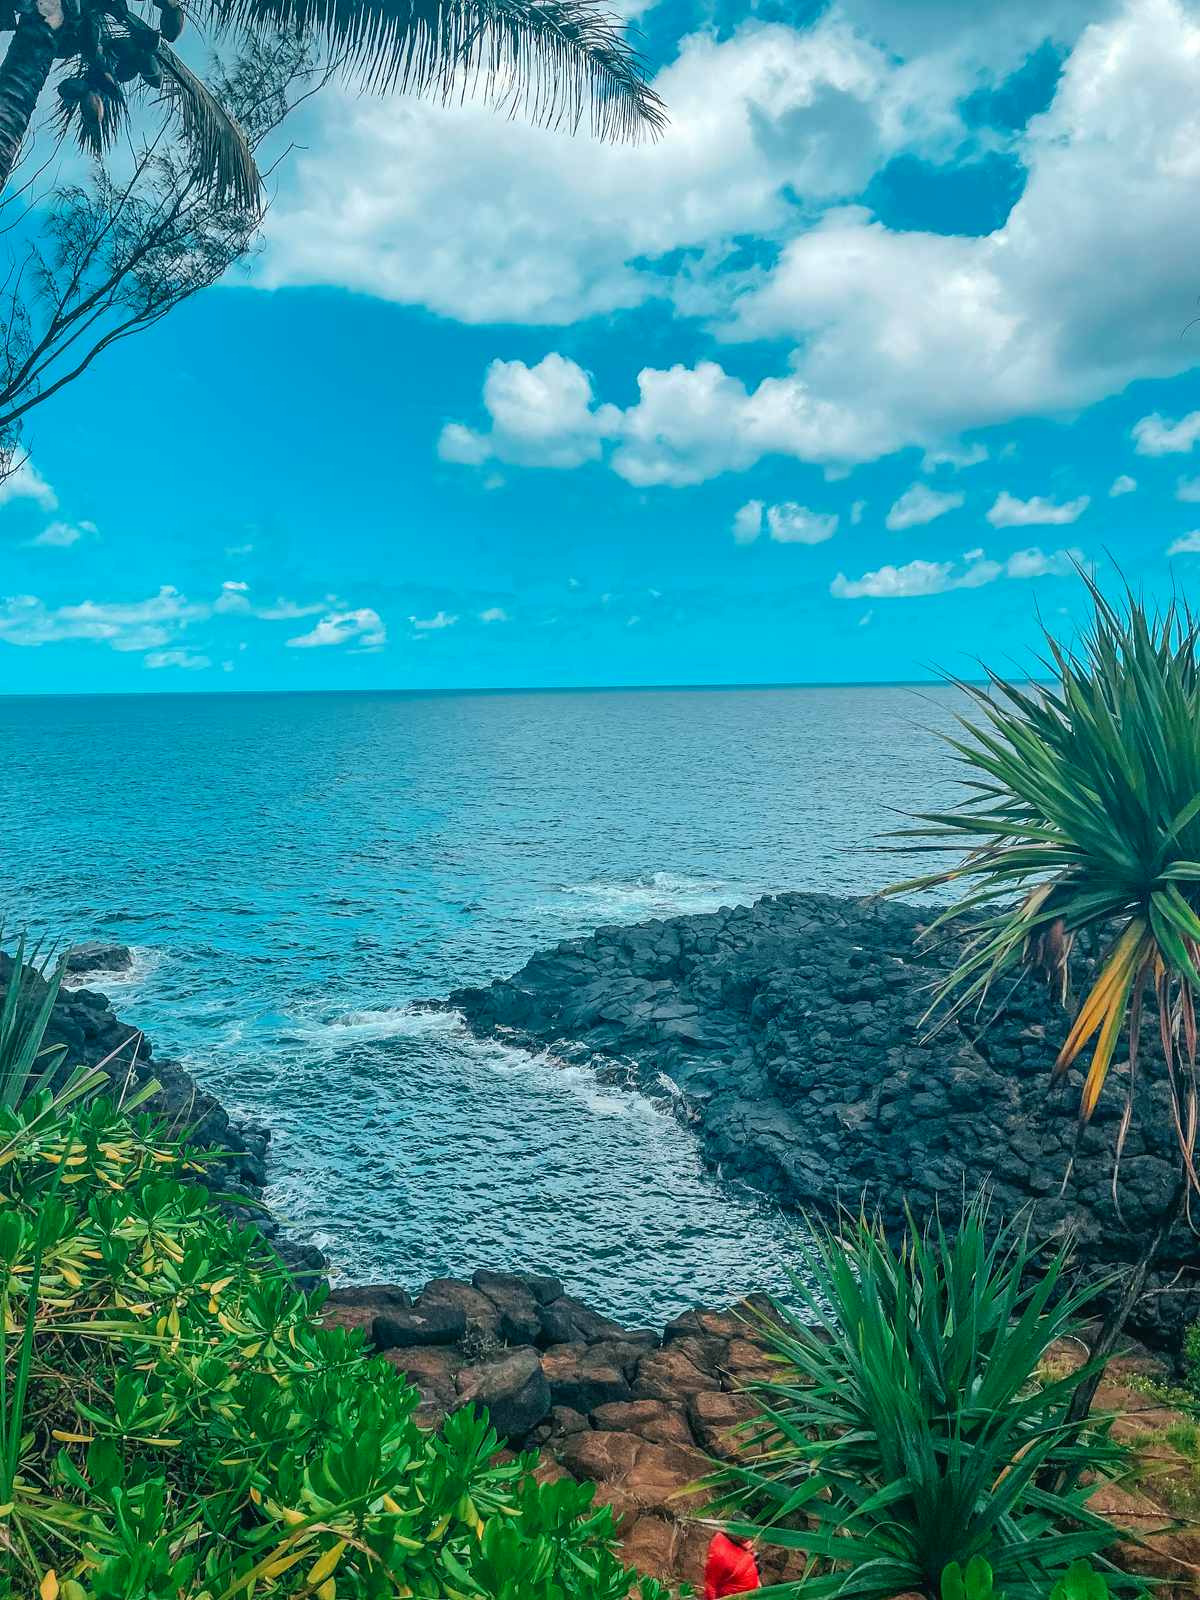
731,498,838,544
31,519,97,548
438,355,619,470
447,355,891,486
287,608,386,649
145,648,212,670
1168,530,1200,554
885,483,964,530
410,610,458,631
1133,410,1200,454
1176,477,1200,502
479,606,509,623
831,545,1081,598
0,460,57,510
432,1,1200,486
1109,474,1138,496
262,15,961,325
986,491,1090,527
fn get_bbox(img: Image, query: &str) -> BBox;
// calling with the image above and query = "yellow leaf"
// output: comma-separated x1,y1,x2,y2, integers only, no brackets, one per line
51,1430,94,1444
40,1571,59,1600
262,1550,305,1578
306,1539,347,1586
317,1581,336,1600
59,1264,83,1289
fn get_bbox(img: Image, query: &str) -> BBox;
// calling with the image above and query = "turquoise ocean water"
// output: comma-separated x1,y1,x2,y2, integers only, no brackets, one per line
0,685,965,1322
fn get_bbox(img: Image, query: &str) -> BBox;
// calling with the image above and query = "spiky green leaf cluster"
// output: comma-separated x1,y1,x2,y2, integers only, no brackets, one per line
888,578,1200,1174
707,1202,1136,1600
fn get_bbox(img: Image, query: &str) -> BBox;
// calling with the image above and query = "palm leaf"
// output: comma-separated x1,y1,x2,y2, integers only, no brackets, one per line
156,42,262,209
884,574,1200,1182
188,0,666,140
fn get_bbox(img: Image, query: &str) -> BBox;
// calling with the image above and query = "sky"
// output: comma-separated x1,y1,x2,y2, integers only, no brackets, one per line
6,0,1200,692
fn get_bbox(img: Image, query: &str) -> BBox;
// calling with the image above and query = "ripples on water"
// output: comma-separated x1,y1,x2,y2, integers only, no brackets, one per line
0,685,966,1324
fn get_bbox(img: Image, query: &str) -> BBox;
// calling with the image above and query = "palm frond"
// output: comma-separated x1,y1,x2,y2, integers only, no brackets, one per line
156,42,263,209
188,0,666,141
884,574,1200,1181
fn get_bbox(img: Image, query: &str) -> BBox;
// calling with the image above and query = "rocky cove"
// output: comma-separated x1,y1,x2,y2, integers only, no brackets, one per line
445,889,1200,1352
23,888,1200,1590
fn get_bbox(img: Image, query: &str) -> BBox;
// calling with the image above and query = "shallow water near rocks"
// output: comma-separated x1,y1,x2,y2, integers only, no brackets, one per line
0,684,965,1324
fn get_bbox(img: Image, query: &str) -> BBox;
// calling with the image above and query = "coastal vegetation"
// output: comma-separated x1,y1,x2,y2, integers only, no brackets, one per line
0,971,672,1599
709,1203,1136,1600
888,579,1200,1403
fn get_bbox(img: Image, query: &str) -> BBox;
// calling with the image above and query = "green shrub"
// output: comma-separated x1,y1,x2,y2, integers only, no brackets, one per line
707,1201,1139,1600
942,1556,1113,1600
0,1083,674,1599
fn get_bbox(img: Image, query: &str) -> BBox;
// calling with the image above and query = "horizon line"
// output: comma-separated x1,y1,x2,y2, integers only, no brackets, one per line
0,674,1050,701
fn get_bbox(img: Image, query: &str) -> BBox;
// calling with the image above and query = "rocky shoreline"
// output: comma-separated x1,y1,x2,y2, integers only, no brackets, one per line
445,890,1200,1351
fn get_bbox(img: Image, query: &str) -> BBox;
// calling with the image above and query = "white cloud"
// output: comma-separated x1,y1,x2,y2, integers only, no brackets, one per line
30,518,97,548
0,586,207,651
885,482,964,531
986,491,1090,527
1168,530,1200,554
732,497,837,544
145,648,211,670
287,608,386,649
479,606,509,623
1133,410,1200,455
921,443,988,472
438,354,619,470
732,500,764,544
1109,474,1138,496
262,16,959,326
1176,476,1200,502
766,502,839,544
0,460,57,511
831,545,1081,598
850,499,866,524
410,610,457,631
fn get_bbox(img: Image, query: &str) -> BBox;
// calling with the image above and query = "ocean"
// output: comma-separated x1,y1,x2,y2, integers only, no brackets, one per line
0,684,967,1323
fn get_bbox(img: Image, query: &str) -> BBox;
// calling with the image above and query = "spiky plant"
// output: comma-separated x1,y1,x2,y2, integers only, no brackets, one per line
886,579,1200,1410
0,0,666,206
890,579,1200,1191
708,1203,1132,1600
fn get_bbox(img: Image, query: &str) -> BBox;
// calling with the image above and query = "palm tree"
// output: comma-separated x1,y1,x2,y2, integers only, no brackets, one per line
0,0,665,205
888,576,1200,1411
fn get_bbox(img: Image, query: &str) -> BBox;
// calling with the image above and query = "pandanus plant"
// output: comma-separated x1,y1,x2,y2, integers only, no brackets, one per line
0,0,666,206
888,577,1200,1405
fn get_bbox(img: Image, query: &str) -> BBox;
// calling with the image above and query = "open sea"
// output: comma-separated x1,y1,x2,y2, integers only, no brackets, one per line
0,684,966,1323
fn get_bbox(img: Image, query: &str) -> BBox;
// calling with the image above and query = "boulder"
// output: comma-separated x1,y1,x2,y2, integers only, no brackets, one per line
455,1348,550,1440
473,1267,564,1305
420,1278,501,1341
472,1271,542,1344
65,942,132,975
382,1345,463,1408
687,1389,762,1455
374,1298,466,1349
591,1399,696,1448
634,1344,716,1402
541,1343,633,1413
538,1294,628,1346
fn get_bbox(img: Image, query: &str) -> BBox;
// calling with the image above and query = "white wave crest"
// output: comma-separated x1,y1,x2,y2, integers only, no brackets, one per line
300,1004,463,1045
554,870,758,918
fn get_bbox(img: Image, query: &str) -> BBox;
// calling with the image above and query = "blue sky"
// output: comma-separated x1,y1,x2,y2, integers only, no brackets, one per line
6,0,1200,692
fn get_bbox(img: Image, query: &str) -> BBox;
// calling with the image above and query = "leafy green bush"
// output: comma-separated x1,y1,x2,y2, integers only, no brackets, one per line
942,1556,1113,1600
0,1082,674,1599
708,1202,1138,1600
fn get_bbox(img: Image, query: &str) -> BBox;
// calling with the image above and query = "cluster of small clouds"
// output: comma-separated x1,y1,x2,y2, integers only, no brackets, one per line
0,460,100,549
0,581,391,668
831,546,1083,600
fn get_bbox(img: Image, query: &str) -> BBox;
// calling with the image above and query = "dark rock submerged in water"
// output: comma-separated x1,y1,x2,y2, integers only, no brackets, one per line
64,941,133,975
0,951,324,1285
447,891,1199,1349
